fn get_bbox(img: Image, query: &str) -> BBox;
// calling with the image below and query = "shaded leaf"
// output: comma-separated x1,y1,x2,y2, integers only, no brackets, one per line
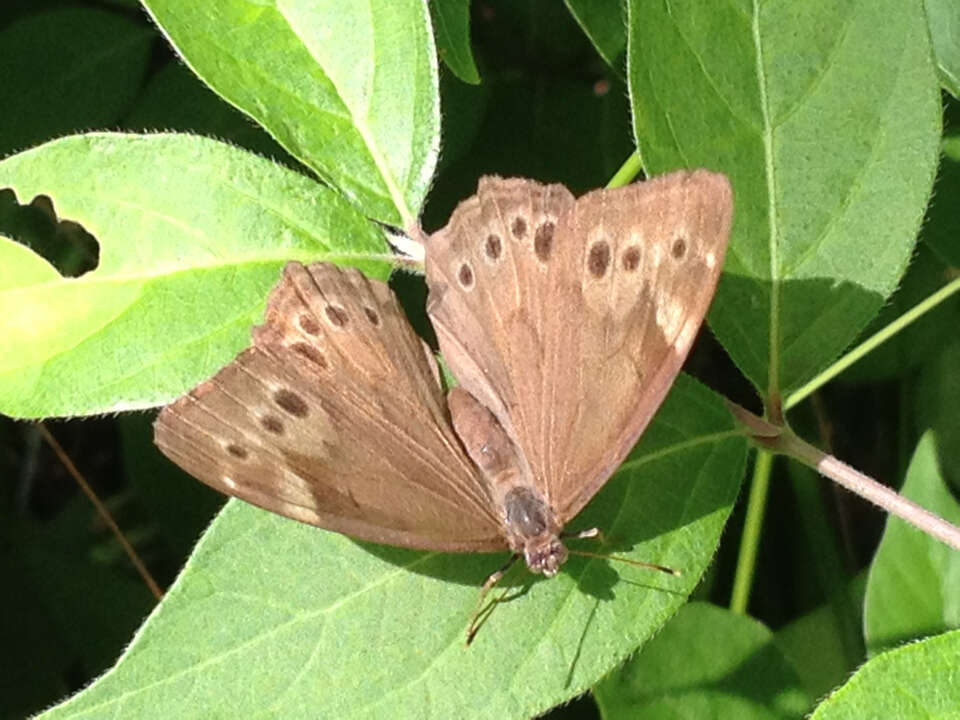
922,135,960,266
430,0,480,84
915,340,960,493
775,573,867,702
565,0,626,69
811,630,960,718
0,7,153,158
863,432,960,655
595,602,811,719
835,243,960,383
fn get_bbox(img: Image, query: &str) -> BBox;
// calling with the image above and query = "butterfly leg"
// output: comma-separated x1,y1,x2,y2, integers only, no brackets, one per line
466,554,520,646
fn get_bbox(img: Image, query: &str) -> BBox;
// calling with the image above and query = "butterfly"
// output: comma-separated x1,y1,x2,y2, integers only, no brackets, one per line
154,170,732,585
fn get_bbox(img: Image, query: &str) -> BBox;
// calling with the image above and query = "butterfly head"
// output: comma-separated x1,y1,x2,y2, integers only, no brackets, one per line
522,534,568,577
502,486,568,576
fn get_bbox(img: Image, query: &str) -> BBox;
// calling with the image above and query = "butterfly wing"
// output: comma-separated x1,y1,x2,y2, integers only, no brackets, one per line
425,171,733,523
155,262,506,552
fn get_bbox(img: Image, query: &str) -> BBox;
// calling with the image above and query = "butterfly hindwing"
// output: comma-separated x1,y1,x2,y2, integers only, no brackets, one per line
155,262,505,552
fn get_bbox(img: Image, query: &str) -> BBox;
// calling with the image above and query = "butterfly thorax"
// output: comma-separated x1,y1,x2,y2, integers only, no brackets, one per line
502,486,567,576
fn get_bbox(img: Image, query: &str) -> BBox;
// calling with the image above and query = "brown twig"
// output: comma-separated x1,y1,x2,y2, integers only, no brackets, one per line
724,400,960,551
36,422,164,601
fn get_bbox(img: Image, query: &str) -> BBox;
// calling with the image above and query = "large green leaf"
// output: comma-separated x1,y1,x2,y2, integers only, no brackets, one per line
627,0,941,402
0,133,389,418
811,630,960,718
863,432,960,655
595,602,811,719
39,375,747,719
142,0,440,227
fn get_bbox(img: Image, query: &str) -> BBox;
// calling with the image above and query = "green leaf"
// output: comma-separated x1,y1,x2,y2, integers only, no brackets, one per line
834,243,960,383
922,135,960,267
627,0,941,401
775,573,868,702
0,133,389,418
595,602,811,719
810,629,960,718
123,62,292,164
863,432,960,655
141,0,441,228
0,7,153,158
39,375,747,719
430,0,480,84
925,0,960,97
915,340,960,493
565,0,627,69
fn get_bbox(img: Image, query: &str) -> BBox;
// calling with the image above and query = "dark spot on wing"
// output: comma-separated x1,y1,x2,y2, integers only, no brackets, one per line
274,389,309,418
299,313,320,335
226,444,248,459
261,415,285,435
485,233,502,260
325,305,348,327
459,263,474,288
588,241,611,278
511,216,527,239
534,221,555,262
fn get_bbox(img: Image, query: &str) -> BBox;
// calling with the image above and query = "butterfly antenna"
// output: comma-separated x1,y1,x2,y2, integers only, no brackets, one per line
466,554,520,646
567,548,681,577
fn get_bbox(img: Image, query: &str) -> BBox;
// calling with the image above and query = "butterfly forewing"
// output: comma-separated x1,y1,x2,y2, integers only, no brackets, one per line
425,171,733,523
155,262,505,552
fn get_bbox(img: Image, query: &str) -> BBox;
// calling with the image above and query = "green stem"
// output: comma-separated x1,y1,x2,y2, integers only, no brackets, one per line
730,449,774,614
785,273,960,410
606,152,644,188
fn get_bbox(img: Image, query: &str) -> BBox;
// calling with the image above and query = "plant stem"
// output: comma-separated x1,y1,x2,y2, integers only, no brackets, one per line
777,429,960,550
730,449,774,614
606,152,644,188
785,273,960,410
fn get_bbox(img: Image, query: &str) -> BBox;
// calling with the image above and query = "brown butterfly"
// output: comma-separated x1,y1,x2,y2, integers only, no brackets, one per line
154,170,732,587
